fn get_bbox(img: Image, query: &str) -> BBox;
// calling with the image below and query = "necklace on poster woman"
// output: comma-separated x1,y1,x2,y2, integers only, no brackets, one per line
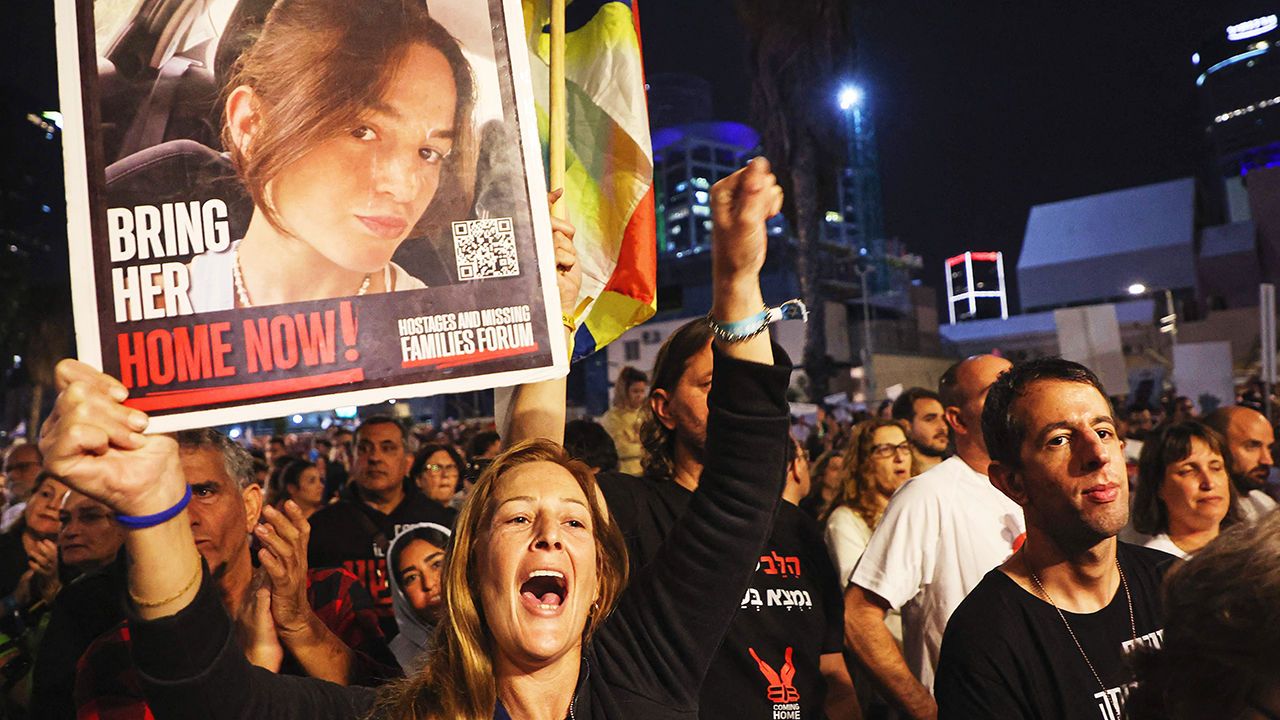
233,246,386,307
1023,550,1136,693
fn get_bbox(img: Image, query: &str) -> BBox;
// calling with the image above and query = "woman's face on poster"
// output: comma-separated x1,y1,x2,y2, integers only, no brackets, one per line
246,42,458,273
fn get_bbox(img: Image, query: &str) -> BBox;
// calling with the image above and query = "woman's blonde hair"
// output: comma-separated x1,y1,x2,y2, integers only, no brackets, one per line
377,439,628,720
825,418,909,530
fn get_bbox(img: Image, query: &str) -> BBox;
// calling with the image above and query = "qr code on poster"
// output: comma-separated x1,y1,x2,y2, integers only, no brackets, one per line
452,217,518,280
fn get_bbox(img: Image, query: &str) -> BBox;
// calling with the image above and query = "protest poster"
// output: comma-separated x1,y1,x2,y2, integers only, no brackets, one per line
54,0,567,432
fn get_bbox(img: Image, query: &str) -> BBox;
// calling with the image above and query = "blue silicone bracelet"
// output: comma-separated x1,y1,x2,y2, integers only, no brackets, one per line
115,485,192,530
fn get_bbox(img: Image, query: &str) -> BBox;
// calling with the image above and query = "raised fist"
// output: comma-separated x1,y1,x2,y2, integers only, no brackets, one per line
39,359,185,518
710,156,784,284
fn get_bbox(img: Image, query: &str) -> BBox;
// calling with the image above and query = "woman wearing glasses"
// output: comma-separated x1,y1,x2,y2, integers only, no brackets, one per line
410,444,465,516
823,418,913,642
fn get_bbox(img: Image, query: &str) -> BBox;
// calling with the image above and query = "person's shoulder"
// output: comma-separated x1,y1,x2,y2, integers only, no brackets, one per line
390,262,427,291
305,566,378,613
874,461,957,519
80,620,131,668
896,457,969,496
1249,488,1279,510
1118,541,1179,579
309,499,363,529
941,567,1026,646
826,504,872,537
187,244,235,313
398,492,456,525
775,501,821,537
310,499,355,521
598,470,664,505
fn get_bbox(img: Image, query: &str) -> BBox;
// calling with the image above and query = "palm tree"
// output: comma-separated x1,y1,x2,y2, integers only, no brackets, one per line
734,0,856,401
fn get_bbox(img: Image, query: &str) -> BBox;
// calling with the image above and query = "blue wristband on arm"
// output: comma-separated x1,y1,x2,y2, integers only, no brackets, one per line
114,485,192,530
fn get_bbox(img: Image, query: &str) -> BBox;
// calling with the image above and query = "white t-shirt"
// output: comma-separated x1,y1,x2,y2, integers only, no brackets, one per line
825,505,903,644
849,455,1025,692
1238,488,1278,522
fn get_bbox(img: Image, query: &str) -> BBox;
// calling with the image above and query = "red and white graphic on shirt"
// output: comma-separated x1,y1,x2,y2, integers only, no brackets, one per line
749,646,799,704
757,552,802,576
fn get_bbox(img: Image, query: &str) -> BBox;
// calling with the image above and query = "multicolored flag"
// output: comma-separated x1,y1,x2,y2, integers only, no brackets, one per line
522,0,657,360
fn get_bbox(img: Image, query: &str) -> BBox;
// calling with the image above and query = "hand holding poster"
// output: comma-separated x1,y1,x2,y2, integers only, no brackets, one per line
55,0,567,431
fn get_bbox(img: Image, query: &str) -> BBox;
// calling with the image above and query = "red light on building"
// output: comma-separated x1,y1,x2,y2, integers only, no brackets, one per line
946,251,1009,323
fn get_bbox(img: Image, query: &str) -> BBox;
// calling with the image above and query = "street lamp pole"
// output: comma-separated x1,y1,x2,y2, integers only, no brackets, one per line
1128,282,1178,341
858,262,875,404
840,82,876,405
1162,289,1178,343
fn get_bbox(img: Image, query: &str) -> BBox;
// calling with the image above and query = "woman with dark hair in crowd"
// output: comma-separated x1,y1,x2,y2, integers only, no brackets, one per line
267,458,327,519
386,523,452,673
41,157,791,720
410,444,464,519
0,472,68,611
1132,420,1240,558
187,0,478,310
798,448,844,520
563,419,619,474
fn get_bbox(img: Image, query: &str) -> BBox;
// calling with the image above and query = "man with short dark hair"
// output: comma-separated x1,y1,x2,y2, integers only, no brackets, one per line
892,387,949,474
934,357,1170,720
844,354,1020,719
1203,405,1279,519
265,434,288,467
308,416,453,638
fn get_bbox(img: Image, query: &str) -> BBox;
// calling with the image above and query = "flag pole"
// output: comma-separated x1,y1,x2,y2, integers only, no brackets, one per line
549,0,567,220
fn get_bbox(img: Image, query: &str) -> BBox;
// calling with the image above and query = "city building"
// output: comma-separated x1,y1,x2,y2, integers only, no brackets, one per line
940,174,1271,392
1017,177,1200,313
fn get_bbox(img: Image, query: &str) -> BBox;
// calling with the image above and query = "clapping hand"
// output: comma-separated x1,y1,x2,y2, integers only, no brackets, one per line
254,501,314,638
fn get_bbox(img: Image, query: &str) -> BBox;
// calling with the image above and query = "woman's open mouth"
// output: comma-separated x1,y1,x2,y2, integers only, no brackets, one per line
519,569,568,614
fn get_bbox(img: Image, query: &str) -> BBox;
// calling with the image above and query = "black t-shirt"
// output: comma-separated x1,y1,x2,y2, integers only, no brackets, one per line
599,474,844,720
307,486,454,637
934,542,1175,720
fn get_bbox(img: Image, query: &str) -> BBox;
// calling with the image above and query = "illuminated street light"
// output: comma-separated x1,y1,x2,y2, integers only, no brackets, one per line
838,85,864,111
1127,282,1147,295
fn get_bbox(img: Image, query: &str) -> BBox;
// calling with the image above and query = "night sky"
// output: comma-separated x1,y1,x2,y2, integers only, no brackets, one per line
2,1,1269,312
641,1,1254,310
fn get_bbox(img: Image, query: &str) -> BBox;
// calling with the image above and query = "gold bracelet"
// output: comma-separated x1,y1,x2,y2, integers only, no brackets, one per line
562,312,577,332
130,558,202,609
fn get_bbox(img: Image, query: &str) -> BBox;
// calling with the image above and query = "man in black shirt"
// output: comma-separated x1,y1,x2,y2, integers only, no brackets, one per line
934,358,1173,720
308,415,453,638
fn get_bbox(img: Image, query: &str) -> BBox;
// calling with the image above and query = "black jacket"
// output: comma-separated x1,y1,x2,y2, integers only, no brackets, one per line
128,346,792,720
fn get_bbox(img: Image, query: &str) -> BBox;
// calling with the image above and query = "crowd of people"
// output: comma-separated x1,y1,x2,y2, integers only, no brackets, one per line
3,154,1280,719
